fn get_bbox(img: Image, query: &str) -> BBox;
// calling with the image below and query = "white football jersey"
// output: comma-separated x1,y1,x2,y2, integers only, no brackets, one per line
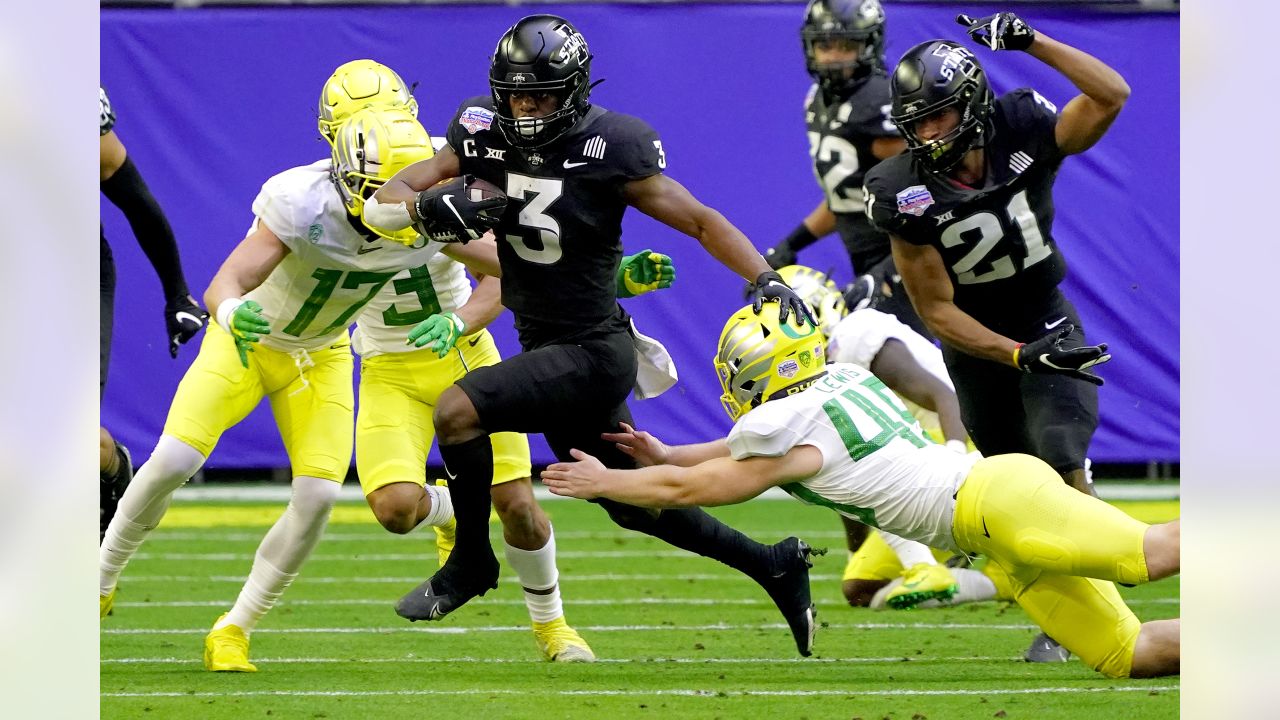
243,160,445,352
352,252,474,358
826,309,952,435
726,363,976,551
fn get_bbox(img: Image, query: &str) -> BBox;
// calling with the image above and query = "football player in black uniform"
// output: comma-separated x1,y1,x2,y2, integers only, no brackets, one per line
863,15,1125,660
767,0,931,340
99,86,208,542
364,15,820,656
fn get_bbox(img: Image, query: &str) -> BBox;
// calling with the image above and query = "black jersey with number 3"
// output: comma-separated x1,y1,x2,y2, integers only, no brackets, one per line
445,97,664,346
805,75,898,269
864,89,1067,329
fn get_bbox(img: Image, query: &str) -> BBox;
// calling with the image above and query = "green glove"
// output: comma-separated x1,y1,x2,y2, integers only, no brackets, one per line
217,299,271,368
407,312,466,358
616,249,676,298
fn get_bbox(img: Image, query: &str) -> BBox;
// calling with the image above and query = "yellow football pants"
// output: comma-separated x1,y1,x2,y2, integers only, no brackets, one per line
356,330,531,495
163,324,354,482
952,454,1150,677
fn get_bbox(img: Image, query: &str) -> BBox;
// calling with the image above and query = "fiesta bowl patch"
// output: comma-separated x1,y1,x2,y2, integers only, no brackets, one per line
778,359,800,379
896,185,935,217
459,106,494,134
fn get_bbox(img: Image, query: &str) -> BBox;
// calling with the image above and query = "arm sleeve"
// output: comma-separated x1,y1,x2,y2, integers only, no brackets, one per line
100,156,189,300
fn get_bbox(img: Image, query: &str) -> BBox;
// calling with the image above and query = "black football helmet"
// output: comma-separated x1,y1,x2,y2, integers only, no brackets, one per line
490,14,593,149
889,39,994,174
801,0,886,97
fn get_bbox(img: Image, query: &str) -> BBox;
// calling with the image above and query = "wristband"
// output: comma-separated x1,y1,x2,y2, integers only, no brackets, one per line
1012,343,1025,368
363,194,414,231
783,223,819,253
446,312,467,336
215,298,245,335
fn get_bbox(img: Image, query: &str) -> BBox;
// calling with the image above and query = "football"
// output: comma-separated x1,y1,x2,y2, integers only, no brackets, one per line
414,175,507,244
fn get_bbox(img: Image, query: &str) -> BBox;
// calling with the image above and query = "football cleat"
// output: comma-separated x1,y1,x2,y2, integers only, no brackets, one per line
395,554,499,622
885,563,959,610
1024,631,1071,663
99,589,116,619
757,537,824,657
532,617,596,662
100,442,134,543
203,615,257,672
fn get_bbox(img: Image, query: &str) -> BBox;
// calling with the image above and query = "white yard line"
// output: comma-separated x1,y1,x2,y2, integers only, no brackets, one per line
170,483,1178,503
113,573,853,583
102,654,1017,665
131,550,708,561
104,622,1040,635
103,685,1179,699
115,596,1179,608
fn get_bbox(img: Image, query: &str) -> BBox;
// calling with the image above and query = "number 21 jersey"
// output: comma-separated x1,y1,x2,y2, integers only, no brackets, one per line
864,89,1067,329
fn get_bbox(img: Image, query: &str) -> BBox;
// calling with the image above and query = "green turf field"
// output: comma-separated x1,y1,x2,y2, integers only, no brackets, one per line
100,494,1179,719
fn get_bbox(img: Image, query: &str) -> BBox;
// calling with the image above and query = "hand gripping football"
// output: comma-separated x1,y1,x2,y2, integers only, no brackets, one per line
414,175,507,243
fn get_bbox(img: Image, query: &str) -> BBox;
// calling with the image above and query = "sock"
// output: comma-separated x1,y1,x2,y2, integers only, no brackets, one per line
100,435,205,595
881,532,938,568
421,483,453,528
600,501,772,578
438,436,496,566
216,476,338,634
504,524,563,623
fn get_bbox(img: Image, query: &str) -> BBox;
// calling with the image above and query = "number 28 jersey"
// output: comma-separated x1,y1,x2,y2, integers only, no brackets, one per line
727,363,976,552
864,89,1067,328
445,97,665,345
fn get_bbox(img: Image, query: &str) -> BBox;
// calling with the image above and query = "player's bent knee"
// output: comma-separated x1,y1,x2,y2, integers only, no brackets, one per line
433,386,482,443
843,579,887,607
367,485,420,535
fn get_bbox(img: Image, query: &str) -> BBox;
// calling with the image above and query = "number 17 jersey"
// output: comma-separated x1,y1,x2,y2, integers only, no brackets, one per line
864,89,1067,330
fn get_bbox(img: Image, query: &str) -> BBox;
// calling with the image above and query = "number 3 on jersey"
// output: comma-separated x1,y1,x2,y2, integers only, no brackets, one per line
504,173,563,264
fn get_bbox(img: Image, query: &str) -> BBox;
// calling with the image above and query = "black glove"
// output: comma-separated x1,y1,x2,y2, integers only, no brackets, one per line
956,12,1037,52
841,274,880,312
1014,324,1110,385
763,223,819,270
750,271,816,326
414,175,507,244
165,294,209,358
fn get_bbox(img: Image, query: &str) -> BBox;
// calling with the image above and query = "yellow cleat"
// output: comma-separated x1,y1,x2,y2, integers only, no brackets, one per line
100,589,115,619
885,563,958,610
532,617,596,662
432,516,457,568
203,615,258,672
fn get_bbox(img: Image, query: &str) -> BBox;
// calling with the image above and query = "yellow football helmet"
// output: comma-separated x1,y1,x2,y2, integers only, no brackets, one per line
777,265,848,339
318,59,419,145
715,304,828,421
331,106,434,244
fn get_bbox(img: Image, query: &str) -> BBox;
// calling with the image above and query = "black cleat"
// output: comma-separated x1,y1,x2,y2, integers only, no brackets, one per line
395,557,499,622
758,537,825,657
1024,631,1071,663
100,443,133,544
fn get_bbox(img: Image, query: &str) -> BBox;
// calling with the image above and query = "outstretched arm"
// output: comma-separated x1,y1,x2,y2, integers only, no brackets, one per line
541,445,822,508
1028,34,1130,155
600,422,730,467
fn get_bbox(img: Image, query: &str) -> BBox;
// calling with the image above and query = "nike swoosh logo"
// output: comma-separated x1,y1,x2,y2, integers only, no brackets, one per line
440,194,479,240
981,517,991,538
357,245,381,255
175,311,204,326
1044,317,1067,330
444,467,457,481
562,160,588,169
467,336,482,347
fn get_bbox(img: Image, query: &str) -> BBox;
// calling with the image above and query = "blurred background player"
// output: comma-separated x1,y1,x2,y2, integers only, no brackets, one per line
764,0,929,339
364,14,822,657
99,86,208,543
99,104,496,672
778,265,1002,610
543,305,1180,679
864,12,1126,659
